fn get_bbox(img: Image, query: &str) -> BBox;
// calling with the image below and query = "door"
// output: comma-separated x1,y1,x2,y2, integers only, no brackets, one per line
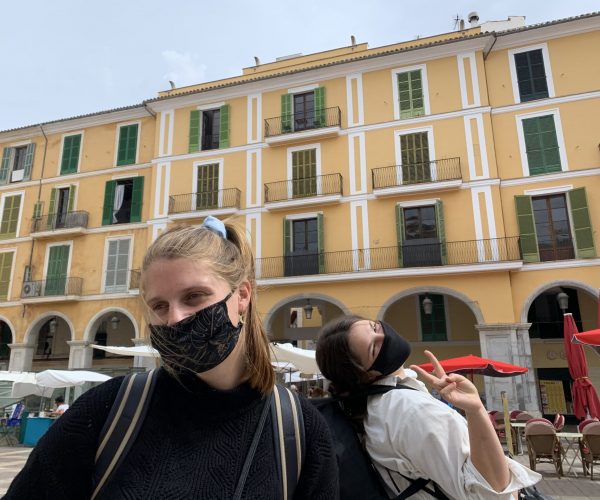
293,92,315,131
45,245,69,296
196,163,219,209
55,188,70,228
402,205,441,267
400,132,430,184
285,218,319,276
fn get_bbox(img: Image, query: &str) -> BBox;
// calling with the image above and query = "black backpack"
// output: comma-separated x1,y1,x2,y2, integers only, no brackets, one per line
311,385,449,500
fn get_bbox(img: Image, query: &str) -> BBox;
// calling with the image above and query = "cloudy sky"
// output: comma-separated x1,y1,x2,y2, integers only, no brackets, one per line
1,0,597,131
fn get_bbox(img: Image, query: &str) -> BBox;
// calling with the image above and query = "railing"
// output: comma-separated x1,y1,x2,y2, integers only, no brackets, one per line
537,238,576,262
168,188,241,214
372,157,462,189
31,211,89,233
264,173,343,203
256,237,521,278
264,107,341,137
21,277,83,298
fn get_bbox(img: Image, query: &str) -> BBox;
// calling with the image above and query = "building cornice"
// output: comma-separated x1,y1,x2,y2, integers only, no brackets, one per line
491,90,600,115
517,258,600,272
500,166,600,187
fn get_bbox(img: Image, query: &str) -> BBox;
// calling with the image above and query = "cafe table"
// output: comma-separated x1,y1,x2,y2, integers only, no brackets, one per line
23,416,56,447
556,431,583,477
510,422,527,454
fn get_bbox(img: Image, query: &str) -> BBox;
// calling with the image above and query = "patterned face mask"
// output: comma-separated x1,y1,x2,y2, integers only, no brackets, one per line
149,292,242,375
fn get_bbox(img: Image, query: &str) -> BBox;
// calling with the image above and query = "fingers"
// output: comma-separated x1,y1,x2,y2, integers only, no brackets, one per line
424,350,446,379
409,364,437,385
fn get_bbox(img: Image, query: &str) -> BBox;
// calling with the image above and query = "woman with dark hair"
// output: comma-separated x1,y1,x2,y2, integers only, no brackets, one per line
316,315,540,500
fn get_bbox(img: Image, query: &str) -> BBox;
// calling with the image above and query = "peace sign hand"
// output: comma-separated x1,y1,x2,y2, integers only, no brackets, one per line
410,350,484,415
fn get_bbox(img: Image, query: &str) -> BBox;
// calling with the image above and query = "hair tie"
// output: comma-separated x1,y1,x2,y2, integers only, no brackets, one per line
200,216,227,240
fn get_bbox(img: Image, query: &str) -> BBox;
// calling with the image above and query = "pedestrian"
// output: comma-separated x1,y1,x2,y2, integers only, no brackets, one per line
316,315,541,499
6,217,337,499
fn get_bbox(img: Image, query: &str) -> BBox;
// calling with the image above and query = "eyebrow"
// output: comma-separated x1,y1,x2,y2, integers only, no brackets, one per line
146,286,212,304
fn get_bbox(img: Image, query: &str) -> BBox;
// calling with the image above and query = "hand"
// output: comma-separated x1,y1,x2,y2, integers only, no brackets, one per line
410,350,484,415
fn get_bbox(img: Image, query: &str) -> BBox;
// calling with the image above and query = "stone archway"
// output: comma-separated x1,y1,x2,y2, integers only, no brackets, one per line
0,316,14,370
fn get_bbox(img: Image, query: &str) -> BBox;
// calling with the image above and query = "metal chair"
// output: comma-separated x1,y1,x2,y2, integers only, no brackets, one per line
553,414,565,432
0,402,25,446
580,421,600,479
525,420,564,476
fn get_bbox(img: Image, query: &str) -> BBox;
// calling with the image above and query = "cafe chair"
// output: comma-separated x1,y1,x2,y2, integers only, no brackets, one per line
578,418,600,433
514,412,535,423
553,414,565,432
580,421,600,480
510,410,523,420
0,402,25,446
525,420,564,476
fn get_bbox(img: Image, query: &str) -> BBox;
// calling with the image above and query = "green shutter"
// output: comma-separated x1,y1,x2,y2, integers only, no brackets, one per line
568,188,595,258
47,189,57,229
317,213,324,273
0,195,20,238
219,104,230,148
395,204,405,267
33,201,43,219
314,87,326,127
102,181,116,225
189,110,200,153
0,252,13,301
515,195,540,262
117,124,138,166
61,134,81,174
398,70,424,119
281,94,293,133
0,148,11,185
435,200,447,265
130,177,144,223
283,219,292,255
45,245,69,296
67,185,76,212
23,143,35,180
523,116,561,175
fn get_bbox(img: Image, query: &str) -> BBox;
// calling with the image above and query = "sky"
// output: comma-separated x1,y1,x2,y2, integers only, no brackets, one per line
1,0,598,131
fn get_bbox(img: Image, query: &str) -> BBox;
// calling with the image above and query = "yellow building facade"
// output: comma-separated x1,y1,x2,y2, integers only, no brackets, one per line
0,12,599,415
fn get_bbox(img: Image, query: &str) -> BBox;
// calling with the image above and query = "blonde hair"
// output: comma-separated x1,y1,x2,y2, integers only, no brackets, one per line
141,220,275,395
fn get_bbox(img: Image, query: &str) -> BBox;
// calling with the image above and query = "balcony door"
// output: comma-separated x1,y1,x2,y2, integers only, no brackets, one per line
532,194,574,261
285,218,319,276
402,205,441,267
45,245,69,296
293,92,315,131
400,132,430,184
55,188,70,228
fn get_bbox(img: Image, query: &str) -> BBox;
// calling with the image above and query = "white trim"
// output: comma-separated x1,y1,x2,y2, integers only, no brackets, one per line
166,110,174,156
491,89,600,115
286,143,321,199
247,94,262,144
158,110,174,157
158,111,166,157
77,292,140,302
7,139,31,148
153,162,169,218
265,195,340,211
245,213,262,277
346,73,364,127
0,248,16,302
350,200,370,271
196,102,225,111
508,43,555,104
57,131,84,176
38,162,152,187
86,222,146,234
461,178,500,189
265,126,340,145
192,158,224,210
394,125,435,184
42,240,73,285
348,132,366,194
151,221,167,243
391,64,430,121
463,114,490,180
246,149,262,207
170,207,238,221
287,84,318,94
0,191,25,239
114,120,141,167
396,198,439,208
457,52,481,108
374,180,461,197
111,172,139,180
524,185,573,196
515,108,568,177
501,166,600,187
101,235,134,293
470,186,499,261
285,211,322,221
520,258,600,272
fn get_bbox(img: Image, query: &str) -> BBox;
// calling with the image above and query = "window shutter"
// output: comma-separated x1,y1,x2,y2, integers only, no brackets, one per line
314,87,326,127
514,195,540,262
0,148,12,185
68,185,76,212
0,252,13,300
0,196,20,238
61,134,81,174
117,124,138,166
523,116,561,175
47,188,57,229
23,143,35,180
398,70,424,119
281,94,293,133
33,201,43,219
283,218,292,255
130,177,144,223
219,104,230,148
102,181,116,225
435,200,447,265
317,213,324,273
189,110,200,153
395,204,405,267
568,188,595,258
539,116,560,171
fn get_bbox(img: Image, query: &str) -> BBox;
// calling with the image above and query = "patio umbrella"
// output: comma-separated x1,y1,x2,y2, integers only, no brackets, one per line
11,369,111,399
90,344,160,357
416,354,528,379
563,313,600,419
573,329,600,347
270,343,320,375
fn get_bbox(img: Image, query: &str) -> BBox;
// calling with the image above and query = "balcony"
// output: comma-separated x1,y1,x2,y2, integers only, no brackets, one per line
256,237,521,279
168,188,241,219
535,237,576,263
264,173,343,210
372,157,462,196
264,107,341,145
30,211,89,238
21,277,83,303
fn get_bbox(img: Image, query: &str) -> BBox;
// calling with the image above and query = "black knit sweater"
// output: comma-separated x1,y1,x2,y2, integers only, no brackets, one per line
5,370,338,499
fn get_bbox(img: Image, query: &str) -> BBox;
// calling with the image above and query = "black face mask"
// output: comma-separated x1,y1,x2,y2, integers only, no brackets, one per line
149,292,242,375
369,321,412,376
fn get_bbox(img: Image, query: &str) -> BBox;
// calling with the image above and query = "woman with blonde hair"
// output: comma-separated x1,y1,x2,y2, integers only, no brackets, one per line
6,217,337,499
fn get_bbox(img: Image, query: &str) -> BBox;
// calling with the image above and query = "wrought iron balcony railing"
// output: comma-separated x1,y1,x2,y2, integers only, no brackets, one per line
21,277,83,298
372,157,462,189
264,173,343,204
168,188,241,215
264,107,341,137
31,211,89,233
256,237,521,278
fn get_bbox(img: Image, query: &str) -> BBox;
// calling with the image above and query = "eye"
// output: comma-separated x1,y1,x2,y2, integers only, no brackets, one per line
151,302,167,313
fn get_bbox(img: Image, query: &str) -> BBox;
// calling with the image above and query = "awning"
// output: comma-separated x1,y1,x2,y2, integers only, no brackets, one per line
11,369,111,399
270,343,320,375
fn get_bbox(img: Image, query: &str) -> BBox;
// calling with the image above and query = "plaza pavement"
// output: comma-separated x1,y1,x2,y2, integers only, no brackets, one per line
0,445,598,498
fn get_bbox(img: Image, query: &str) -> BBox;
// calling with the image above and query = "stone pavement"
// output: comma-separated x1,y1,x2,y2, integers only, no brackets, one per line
0,445,598,498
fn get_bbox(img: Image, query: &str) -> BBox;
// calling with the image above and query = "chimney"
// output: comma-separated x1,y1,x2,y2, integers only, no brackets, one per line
468,11,480,27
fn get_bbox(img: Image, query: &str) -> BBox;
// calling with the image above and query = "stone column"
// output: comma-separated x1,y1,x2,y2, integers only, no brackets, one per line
132,338,159,371
476,323,541,415
67,340,93,369
8,343,35,371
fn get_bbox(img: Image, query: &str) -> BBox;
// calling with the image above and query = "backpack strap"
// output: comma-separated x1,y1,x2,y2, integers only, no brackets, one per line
271,384,305,500
92,369,159,500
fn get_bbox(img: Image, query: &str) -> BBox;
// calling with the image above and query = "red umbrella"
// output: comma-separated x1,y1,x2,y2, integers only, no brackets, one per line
563,313,600,419
573,328,600,347
417,354,528,378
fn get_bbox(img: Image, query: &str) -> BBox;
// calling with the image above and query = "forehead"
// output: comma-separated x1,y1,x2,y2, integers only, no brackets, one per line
347,320,372,354
143,258,224,296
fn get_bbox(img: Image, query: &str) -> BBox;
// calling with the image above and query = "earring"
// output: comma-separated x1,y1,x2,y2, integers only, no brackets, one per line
239,314,246,325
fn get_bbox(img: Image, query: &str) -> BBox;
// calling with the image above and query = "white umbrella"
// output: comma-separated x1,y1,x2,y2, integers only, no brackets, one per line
0,371,37,383
90,344,160,357
11,369,111,398
270,343,320,375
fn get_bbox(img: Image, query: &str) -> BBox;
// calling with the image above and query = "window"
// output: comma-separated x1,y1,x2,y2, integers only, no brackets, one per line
419,294,447,341
515,188,595,263
283,215,324,276
522,115,561,175
292,149,317,197
397,70,424,119
196,163,219,209
45,244,69,296
102,177,144,225
514,49,549,102
0,194,22,239
60,134,82,175
0,252,14,301
396,201,446,268
188,105,230,153
293,92,315,131
399,132,430,183
116,124,139,166
280,88,326,133
105,238,131,293
0,143,35,184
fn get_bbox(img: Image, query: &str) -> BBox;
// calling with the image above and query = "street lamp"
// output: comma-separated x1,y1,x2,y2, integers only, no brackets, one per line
110,315,120,330
556,291,569,312
422,296,433,315
303,300,313,320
